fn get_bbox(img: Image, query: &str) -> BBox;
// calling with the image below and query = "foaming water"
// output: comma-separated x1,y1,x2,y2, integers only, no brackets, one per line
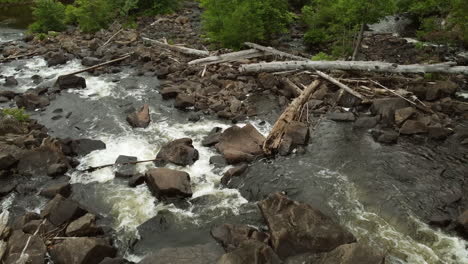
316,168,468,264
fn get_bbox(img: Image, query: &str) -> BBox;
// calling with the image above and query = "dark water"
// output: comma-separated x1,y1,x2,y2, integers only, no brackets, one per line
0,4,32,42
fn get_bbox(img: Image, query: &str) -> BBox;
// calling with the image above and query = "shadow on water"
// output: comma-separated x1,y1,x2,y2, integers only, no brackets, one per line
0,4,33,29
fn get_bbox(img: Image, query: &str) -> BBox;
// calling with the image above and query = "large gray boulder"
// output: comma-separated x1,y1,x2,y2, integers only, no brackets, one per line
126,104,151,128
138,243,224,264
258,192,356,259
40,194,87,226
155,138,199,166
49,237,116,264
145,168,192,200
215,124,265,164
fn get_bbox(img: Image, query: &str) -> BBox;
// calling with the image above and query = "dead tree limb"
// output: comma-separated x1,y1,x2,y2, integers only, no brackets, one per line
244,42,309,61
101,28,123,47
315,70,364,100
81,158,157,173
63,53,132,76
263,80,321,155
188,49,265,65
240,61,468,74
142,37,209,57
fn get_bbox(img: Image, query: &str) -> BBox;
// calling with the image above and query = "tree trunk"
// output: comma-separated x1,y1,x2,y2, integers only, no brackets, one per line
142,37,209,57
188,49,265,65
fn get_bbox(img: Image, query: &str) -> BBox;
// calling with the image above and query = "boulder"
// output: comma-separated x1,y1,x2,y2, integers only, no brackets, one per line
221,163,248,185
155,138,199,166
128,173,145,187
40,194,87,226
408,81,458,101
4,76,18,87
258,193,355,259
49,237,116,264
160,87,181,100
4,230,46,264
126,104,151,128
82,57,102,67
175,94,195,109
17,144,68,176
215,124,265,164
202,127,223,147
336,91,362,107
211,224,270,252
217,240,282,264
70,139,106,156
370,98,409,125
353,116,378,129
66,213,102,237
278,121,310,155
139,243,224,264
399,120,427,135
327,112,356,122
47,52,68,67
114,155,137,178
11,212,41,230
394,107,416,126
0,154,17,170
145,168,192,199
15,93,50,110
209,155,227,167
47,163,68,177
55,75,87,90
428,127,453,140
22,219,55,234
40,182,71,198
370,129,399,144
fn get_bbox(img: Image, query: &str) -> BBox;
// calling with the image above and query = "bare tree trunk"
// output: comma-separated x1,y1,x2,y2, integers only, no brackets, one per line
352,23,365,61
188,49,265,65
244,42,309,61
142,37,209,57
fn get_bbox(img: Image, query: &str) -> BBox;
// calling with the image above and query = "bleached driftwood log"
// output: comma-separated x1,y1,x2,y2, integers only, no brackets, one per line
142,37,209,57
263,80,321,155
244,42,309,61
188,49,265,65
240,61,468,74
315,70,364,100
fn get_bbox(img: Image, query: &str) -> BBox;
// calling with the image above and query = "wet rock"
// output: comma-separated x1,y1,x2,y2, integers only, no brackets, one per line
211,224,270,252
155,138,199,166
139,243,224,264
218,240,282,264
428,127,453,140
202,127,223,147
49,237,116,264
128,173,145,187
0,96,9,102
371,129,399,144
47,163,68,177
126,104,150,128
47,52,68,67
221,163,248,185
15,93,50,110
22,219,55,234
429,214,452,227
40,194,87,226
55,75,87,90
258,192,355,259
354,116,378,128
66,213,102,237
145,168,192,200
175,94,195,109
4,76,18,87
99,257,129,264
399,120,427,135
11,212,41,230
40,182,71,198
17,143,68,176
394,107,416,126
160,87,181,100
456,210,468,237
114,155,137,178
215,124,265,164
327,112,355,122
31,75,43,84
409,81,458,101
188,112,201,122
82,57,102,67
336,91,362,107
0,154,17,170
278,121,310,155
70,139,106,156
209,155,227,167
0,90,18,100
4,230,46,264
257,73,279,90
0,180,17,197
370,98,409,125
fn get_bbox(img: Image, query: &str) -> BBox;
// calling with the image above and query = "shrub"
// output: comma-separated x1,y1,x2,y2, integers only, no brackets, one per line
66,0,115,33
137,0,179,15
2,108,29,122
201,0,293,49
28,0,66,33
311,51,333,61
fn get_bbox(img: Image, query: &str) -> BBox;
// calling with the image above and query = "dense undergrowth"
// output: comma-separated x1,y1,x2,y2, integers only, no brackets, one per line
24,0,468,56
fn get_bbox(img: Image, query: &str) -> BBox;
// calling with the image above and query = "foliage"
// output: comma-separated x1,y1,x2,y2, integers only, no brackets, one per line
65,0,114,33
137,0,180,15
414,41,424,50
311,51,333,61
2,108,29,122
201,0,293,49
28,0,66,33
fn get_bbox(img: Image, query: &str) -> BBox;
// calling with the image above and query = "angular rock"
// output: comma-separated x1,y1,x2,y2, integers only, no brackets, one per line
4,76,18,87
209,155,227,167
55,75,87,90
40,194,87,226
145,168,192,199
4,230,46,264
258,192,355,259
428,127,453,140
139,243,224,264
217,240,282,264
66,213,102,237
202,127,223,147
47,163,68,177
370,98,409,125
70,139,106,156
82,57,102,67
429,214,452,228
49,237,116,264
40,182,71,198
128,173,146,187
155,138,199,166
278,121,310,155
15,93,50,110
215,124,265,164
327,112,355,122
399,120,427,135
211,224,270,252
114,155,137,178
0,154,17,170
22,219,55,234
221,163,248,185
175,94,195,109
17,144,68,176
126,104,150,128
47,52,68,67
336,91,362,107
11,212,41,230
395,107,416,126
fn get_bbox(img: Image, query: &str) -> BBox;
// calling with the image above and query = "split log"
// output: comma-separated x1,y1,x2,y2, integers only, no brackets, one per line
263,80,321,155
240,61,468,74
188,49,265,65
63,53,132,76
244,42,309,61
142,37,209,57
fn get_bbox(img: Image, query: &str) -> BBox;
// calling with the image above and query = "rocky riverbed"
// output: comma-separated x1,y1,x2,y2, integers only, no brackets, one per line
1,2,468,264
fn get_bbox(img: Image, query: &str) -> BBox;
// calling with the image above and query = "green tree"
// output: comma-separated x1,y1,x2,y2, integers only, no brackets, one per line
28,0,66,33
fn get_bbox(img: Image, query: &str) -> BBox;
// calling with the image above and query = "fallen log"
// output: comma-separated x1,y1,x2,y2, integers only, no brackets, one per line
63,53,132,76
244,42,309,61
315,70,364,100
81,158,157,173
188,49,265,65
142,37,209,57
263,80,321,155
240,61,468,74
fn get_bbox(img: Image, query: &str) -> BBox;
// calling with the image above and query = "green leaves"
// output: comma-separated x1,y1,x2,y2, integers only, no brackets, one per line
28,0,66,33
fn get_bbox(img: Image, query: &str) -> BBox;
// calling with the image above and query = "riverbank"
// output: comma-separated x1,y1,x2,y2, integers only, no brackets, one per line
1,1,468,264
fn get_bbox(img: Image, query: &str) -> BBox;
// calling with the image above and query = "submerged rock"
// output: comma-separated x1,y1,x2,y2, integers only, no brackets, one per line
126,104,151,128
145,168,192,199
49,237,116,264
155,138,199,166
40,181,71,198
114,155,137,178
4,76,18,87
258,192,356,259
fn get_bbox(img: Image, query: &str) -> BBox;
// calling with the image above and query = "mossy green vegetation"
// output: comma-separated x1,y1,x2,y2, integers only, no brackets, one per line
2,108,30,122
